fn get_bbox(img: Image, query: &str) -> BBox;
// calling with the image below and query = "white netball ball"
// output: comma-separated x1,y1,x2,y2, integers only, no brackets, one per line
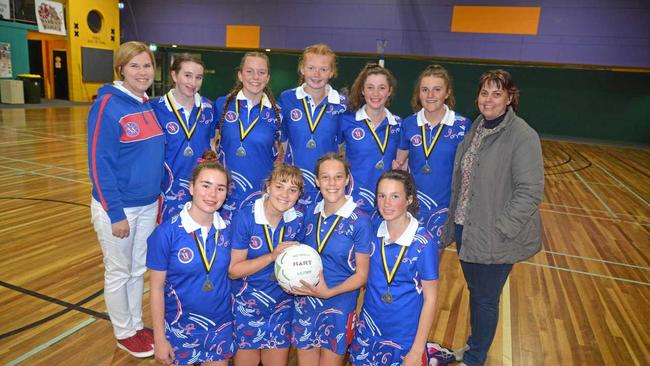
274,244,322,292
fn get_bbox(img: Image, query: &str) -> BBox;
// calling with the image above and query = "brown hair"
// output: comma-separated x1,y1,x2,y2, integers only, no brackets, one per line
191,150,230,191
411,64,455,112
264,164,305,195
347,63,397,112
375,170,419,217
171,53,205,74
476,69,520,112
314,152,351,179
297,43,338,85
216,52,281,151
114,41,155,80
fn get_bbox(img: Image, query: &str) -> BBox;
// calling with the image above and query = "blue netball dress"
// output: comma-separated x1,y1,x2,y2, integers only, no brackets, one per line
278,85,347,205
292,197,372,355
399,106,470,248
153,92,216,222
230,197,304,350
146,203,235,364
349,214,439,366
338,106,401,215
214,91,280,217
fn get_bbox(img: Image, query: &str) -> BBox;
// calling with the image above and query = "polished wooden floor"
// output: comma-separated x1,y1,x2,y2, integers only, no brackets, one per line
0,106,648,365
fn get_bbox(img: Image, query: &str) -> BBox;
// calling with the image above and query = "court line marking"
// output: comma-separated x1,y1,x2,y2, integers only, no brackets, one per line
502,276,512,366
0,155,88,174
5,318,96,366
0,164,90,185
574,171,618,219
540,249,650,271
540,207,648,226
541,202,648,220
444,248,649,285
0,125,86,142
592,161,650,208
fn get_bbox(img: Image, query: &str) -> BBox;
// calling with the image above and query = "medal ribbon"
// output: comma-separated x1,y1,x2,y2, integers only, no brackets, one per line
364,119,390,155
263,224,285,253
380,238,407,286
166,92,202,142
192,229,219,274
421,122,445,160
316,213,342,254
236,96,265,143
301,98,328,134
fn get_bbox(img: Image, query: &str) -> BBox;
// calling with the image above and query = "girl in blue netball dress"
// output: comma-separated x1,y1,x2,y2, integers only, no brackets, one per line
292,153,371,366
153,54,216,222
228,164,304,366
349,170,439,366
147,151,234,366
214,52,282,218
395,65,471,248
278,44,347,205
338,63,400,216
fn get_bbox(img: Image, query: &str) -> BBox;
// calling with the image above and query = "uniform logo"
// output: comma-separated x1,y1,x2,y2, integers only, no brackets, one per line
124,122,141,138
249,236,263,250
166,121,179,134
225,111,238,123
290,108,302,121
410,134,423,146
304,223,314,236
178,247,194,263
351,128,365,140
263,111,271,120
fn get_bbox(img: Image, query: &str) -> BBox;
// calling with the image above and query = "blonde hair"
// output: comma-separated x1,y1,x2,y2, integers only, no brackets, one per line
297,43,337,84
114,41,155,80
411,64,455,112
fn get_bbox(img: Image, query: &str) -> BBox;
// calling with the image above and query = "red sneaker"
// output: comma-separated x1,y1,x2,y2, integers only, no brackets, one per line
136,328,154,346
116,333,154,358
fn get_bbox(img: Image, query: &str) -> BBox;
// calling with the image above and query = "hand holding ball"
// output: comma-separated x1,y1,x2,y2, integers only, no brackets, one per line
274,244,322,292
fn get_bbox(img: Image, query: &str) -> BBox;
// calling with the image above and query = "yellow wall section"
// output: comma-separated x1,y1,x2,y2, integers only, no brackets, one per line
66,0,120,102
226,25,260,48
451,6,541,35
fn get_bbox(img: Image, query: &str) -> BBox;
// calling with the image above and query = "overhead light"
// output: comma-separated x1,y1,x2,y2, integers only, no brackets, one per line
118,2,124,9
171,44,178,48
149,44,158,51
265,48,271,52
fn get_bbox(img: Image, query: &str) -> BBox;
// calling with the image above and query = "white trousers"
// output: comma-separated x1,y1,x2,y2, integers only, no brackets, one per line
91,198,158,340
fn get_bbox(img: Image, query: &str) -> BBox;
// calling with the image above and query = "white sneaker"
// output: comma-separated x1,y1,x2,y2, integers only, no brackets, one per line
453,344,470,361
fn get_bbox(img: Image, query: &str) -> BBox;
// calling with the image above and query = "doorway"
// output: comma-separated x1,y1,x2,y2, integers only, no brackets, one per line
52,50,69,100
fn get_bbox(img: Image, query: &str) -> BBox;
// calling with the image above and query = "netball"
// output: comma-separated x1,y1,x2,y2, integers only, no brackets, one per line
274,244,322,292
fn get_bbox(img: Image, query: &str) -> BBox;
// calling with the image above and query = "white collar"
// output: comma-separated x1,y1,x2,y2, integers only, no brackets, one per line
179,202,227,234
313,195,357,219
355,105,398,126
236,90,272,109
376,213,419,247
416,105,455,127
164,89,202,112
113,81,148,103
295,84,341,104
253,195,298,226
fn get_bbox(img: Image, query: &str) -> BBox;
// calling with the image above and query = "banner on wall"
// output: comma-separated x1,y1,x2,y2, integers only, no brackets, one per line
0,0,10,20
35,0,67,36
0,42,12,78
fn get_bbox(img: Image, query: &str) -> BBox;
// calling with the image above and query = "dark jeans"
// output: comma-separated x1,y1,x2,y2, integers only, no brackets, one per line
455,224,513,366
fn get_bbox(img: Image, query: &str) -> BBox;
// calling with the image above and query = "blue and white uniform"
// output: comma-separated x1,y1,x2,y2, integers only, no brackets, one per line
349,214,439,366
338,106,401,215
292,196,372,355
214,91,280,217
399,106,470,248
279,85,347,204
230,197,304,350
153,91,216,222
146,203,235,364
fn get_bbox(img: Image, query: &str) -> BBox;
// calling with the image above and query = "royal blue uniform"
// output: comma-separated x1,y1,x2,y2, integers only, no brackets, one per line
153,92,216,222
399,106,470,247
349,214,439,365
292,197,372,355
338,106,401,215
214,91,280,217
279,85,347,205
146,203,235,364
230,197,304,350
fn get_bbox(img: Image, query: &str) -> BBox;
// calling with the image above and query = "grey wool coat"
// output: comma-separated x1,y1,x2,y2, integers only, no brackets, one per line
440,107,544,264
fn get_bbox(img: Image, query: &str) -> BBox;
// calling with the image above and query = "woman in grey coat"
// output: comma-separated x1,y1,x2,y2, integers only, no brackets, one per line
440,69,544,366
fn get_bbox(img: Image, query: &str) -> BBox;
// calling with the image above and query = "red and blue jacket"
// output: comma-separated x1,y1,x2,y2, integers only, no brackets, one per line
87,83,165,223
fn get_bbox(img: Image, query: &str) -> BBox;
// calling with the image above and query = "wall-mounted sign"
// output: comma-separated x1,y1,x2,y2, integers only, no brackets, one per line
35,0,67,36
0,42,12,78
